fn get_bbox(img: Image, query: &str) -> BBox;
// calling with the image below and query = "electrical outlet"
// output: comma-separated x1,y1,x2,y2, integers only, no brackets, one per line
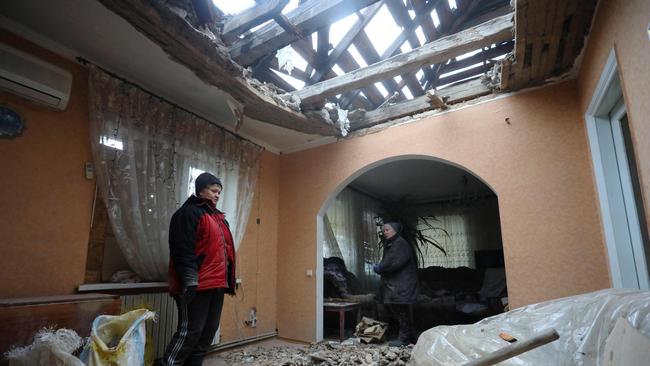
84,162,94,180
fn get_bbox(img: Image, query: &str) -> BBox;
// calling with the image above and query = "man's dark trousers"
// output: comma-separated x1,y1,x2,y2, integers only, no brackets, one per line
161,288,225,366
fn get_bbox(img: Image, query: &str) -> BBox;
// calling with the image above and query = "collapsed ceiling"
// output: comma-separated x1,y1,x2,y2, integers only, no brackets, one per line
31,0,601,138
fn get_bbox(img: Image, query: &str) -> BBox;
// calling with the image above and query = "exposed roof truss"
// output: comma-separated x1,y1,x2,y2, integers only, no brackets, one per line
98,0,598,136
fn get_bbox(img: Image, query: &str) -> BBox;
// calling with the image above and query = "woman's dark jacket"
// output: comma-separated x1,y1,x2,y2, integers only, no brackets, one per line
167,195,236,296
376,235,419,304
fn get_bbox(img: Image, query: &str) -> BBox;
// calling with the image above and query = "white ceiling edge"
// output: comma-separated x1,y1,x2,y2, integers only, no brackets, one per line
0,1,333,154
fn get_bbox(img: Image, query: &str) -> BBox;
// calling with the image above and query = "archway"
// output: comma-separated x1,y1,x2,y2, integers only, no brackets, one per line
316,155,506,341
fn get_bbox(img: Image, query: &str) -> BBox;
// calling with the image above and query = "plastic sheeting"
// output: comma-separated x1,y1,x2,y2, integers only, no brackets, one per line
80,309,155,366
410,289,650,366
5,328,85,366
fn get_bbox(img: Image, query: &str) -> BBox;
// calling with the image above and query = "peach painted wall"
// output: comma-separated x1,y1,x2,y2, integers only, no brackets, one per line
577,0,650,234
278,81,611,341
0,30,95,298
220,151,279,341
0,33,282,346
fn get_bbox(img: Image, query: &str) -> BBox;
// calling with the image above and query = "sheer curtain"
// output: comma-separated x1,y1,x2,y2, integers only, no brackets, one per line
416,197,502,269
418,214,476,268
88,66,262,281
325,187,381,292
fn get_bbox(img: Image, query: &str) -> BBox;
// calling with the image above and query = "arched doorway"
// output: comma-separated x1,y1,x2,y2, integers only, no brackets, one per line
316,155,506,341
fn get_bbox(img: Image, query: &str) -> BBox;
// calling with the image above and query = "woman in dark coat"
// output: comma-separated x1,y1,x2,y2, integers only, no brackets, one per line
373,222,419,346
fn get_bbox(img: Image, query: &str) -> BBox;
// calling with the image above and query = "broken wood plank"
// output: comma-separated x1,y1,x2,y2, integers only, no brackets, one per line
294,13,514,107
98,0,341,136
229,0,379,66
349,78,492,130
221,0,289,43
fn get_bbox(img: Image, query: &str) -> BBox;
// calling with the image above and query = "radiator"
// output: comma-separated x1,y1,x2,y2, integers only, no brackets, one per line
121,292,221,358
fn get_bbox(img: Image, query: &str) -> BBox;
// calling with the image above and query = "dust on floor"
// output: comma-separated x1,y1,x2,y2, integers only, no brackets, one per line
204,339,413,366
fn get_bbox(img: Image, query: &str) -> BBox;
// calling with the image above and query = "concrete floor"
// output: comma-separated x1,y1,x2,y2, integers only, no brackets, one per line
203,337,308,365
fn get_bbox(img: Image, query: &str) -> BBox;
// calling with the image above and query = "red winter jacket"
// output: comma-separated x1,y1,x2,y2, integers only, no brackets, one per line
168,195,236,296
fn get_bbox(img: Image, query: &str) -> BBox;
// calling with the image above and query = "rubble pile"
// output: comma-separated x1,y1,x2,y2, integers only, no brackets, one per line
221,342,413,366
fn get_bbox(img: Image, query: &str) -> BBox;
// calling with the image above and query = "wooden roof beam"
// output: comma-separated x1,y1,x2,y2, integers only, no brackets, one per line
412,0,440,42
351,31,405,100
293,13,514,107
425,0,511,89
221,0,289,43
385,0,428,96
229,0,379,66
289,35,384,108
439,40,513,74
349,78,492,130
437,62,493,86
98,0,341,136
309,1,383,84
340,0,442,107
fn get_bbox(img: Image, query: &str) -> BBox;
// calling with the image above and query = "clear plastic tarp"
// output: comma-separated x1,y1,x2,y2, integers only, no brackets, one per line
410,289,650,366
80,309,155,366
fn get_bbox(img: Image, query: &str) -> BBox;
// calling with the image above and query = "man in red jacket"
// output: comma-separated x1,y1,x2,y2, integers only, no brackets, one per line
159,172,236,366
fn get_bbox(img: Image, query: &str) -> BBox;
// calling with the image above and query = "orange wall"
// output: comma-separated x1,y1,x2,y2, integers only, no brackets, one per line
0,30,281,343
577,0,650,233
278,81,611,341
0,30,95,298
220,151,280,341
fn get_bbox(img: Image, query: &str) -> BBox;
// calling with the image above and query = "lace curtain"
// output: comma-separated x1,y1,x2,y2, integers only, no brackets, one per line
418,214,476,268
325,187,382,292
417,197,502,269
88,66,262,281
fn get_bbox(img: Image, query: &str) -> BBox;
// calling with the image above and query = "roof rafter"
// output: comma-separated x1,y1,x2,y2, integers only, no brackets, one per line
293,12,514,107
309,1,383,84
340,0,442,108
385,0,430,95
229,0,380,66
221,0,289,43
349,78,492,130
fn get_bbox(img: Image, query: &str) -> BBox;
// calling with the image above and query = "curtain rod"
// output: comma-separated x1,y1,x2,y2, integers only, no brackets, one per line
76,56,264,150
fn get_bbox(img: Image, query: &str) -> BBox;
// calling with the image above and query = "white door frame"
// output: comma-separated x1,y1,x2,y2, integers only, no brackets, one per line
585,49,649,289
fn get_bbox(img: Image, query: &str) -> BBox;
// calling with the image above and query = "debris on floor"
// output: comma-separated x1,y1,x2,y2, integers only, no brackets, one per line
220,341,413,366
355,317,389,344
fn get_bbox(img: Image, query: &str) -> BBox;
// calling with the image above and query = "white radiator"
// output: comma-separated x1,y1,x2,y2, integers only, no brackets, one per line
121,292,221,358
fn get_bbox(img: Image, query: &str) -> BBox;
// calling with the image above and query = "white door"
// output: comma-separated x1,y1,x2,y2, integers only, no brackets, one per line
593,98,649,290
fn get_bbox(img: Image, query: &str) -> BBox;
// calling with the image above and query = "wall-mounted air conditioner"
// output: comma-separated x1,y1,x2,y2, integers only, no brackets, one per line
0,42,72,110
